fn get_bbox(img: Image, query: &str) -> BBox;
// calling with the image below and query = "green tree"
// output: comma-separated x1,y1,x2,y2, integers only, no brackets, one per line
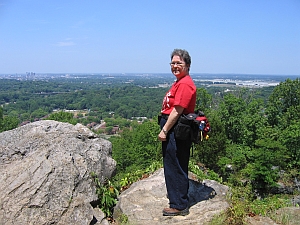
196,87,212,110
280,120,300,169
194,110,227,171
31,108,48,120
0,107,3,131
266,78,300,127
1,116,19,132
20,112,31,121
111,120,161,174
242,98,267,147
217,144,251,180
249,125,287,192
219,93,247,144
105,126,114,134
47,111,77,125
1,106,19,132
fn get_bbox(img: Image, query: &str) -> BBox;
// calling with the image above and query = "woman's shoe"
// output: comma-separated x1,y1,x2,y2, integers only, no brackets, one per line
162,207,189,216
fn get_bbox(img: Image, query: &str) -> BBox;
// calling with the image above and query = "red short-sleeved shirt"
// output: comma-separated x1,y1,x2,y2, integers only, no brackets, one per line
161,75,196,115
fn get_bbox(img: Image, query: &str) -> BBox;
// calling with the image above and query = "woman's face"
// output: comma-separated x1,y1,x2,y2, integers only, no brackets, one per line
170,55,189,80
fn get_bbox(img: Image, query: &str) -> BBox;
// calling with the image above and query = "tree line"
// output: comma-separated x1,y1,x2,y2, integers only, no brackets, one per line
0,77,274,128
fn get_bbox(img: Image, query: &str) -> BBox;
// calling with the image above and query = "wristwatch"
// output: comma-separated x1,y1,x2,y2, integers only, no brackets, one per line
162,128,168,135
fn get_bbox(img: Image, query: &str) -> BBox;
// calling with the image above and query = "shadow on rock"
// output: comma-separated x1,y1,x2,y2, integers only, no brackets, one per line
188,179,216,207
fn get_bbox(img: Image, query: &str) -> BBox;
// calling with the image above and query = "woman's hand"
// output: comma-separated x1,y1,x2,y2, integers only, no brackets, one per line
158,129,167,141
158,106,184,141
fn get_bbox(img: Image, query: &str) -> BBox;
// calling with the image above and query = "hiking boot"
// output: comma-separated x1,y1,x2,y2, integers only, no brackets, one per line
162,207,189,216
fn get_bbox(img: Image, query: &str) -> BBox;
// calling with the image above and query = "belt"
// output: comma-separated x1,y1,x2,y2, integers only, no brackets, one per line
161,114,169,120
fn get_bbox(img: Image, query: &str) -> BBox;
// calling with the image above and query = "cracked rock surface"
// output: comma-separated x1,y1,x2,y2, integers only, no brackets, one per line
113,168,230,225
0,120,116,225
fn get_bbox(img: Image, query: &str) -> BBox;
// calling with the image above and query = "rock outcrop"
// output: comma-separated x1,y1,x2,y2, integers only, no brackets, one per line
113,168,300,225
0,120,116,225
113,168,229,225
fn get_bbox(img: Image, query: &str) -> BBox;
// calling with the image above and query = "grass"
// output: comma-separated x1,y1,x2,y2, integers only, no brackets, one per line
208,183,294,225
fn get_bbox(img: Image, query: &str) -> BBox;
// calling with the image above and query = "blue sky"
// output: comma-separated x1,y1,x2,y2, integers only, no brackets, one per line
0,0,299,75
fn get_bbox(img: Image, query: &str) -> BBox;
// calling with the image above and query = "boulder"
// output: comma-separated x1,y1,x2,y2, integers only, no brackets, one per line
0,120,116,225
113,168,229,225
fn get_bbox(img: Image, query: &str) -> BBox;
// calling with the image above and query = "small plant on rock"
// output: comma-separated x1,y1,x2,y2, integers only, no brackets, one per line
90,172,119,217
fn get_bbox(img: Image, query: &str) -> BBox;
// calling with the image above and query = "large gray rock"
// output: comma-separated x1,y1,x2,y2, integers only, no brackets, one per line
113,168,229,225
0,120,116,225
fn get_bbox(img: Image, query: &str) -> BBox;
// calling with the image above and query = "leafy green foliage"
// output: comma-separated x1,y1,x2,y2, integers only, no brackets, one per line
194,109,227,171
90,172,119,217
90,161,163,218
110,120,161,174
1,116,19,132
249,129,286,192
211,186,293,225
279,120,300,169
249,195,291,216
104,116,131,129
204,78,300,224
46,111,77,125
117,161,163,189
219,93,247,144
0,107,3,131
217,144,251,180
1,79,166,121
189,160,222,182
0,107,19,132
266,78,300,127
196,87,213,110
213,181,254,225
211,81,299,192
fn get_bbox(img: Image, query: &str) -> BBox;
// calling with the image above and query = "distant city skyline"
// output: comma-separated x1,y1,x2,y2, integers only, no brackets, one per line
0,72,290,89
0,0,299,75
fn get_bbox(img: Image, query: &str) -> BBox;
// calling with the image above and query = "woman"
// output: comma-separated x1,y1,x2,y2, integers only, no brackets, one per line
158,49,196,216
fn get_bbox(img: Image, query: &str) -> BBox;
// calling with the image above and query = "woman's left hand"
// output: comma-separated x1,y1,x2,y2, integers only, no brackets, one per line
158,130,167,141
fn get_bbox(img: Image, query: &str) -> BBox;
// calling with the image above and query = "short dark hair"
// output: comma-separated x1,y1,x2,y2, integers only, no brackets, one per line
171,49,191,68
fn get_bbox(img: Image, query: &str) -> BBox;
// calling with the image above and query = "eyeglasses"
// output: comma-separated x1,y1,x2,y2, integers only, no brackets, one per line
169,62,185,67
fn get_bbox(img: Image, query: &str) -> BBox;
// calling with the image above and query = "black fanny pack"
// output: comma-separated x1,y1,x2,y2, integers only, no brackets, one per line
174,114,196,141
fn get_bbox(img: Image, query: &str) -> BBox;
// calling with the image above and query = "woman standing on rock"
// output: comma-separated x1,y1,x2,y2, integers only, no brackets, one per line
158,49,196,216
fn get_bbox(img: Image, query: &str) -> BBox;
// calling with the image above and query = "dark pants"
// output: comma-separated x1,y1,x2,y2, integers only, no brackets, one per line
160,117,192,210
